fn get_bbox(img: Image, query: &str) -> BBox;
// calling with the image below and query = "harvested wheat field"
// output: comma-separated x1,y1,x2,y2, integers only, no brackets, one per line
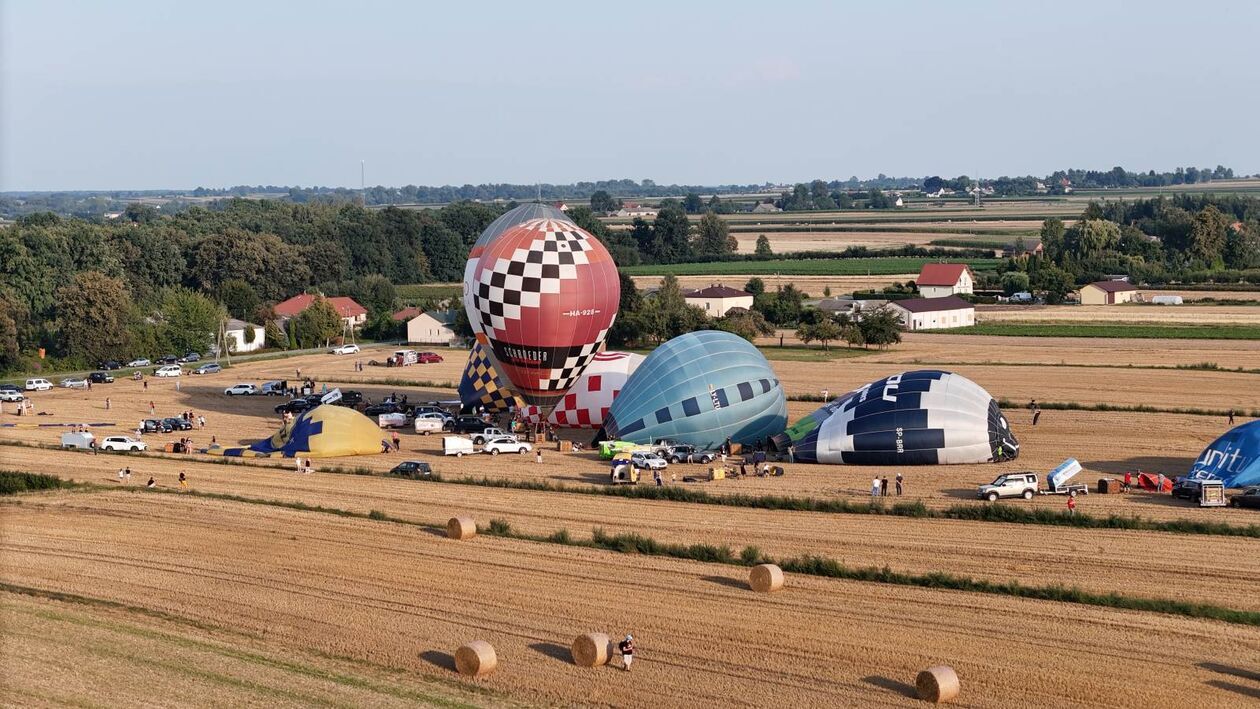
977,304,1260,326
4,336,1260,707
728,230,971,253
6,445,1258,611
4,492,1260,707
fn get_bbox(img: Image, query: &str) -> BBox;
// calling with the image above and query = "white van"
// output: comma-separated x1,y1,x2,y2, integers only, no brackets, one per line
414,417,445,435
60,431,96,450
442,436,475,457
25,378,53,391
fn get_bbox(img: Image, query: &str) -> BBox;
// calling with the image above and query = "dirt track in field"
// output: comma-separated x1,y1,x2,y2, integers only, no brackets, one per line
5,492,1259,708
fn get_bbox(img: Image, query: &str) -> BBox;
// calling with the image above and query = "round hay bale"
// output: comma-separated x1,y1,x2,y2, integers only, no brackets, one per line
916,665,959,703
454,640,497,677
571,632,612,667
447,516,476,540
748,563,784,593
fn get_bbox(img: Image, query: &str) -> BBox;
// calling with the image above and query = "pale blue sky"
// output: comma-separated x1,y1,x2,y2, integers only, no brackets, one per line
3,0,1258,190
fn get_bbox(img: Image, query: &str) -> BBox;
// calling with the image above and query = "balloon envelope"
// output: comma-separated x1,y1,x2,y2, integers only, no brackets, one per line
464,204,619,410
548,351,644,429
1189,420,1260,488
458,342,524,413
603,331,787,450
207,405,383,458
774,370,1018,464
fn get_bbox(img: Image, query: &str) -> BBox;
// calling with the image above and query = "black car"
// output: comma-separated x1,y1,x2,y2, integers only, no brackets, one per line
98,360,122,370
88,371,115,384
274,398,317,415
156,354,179,365
451,416,492,434
335,390,364,407
162,416,193,431
363,402,405,417
1230,487,1260,509
388,460,433,479
141,418,173,433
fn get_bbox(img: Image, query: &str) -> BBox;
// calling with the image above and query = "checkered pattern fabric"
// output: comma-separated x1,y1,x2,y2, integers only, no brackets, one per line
458,344,523,412
471,218,596,337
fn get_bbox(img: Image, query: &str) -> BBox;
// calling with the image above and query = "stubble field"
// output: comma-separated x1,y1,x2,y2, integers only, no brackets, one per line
3,337,1260,707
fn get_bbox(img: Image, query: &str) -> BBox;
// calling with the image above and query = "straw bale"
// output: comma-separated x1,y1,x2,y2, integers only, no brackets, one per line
454,640,497,677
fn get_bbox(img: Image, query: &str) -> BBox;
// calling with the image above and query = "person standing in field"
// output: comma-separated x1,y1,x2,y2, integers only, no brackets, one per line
1067,492,1077,516
1123,470,1132,492
880,476,889,496
895,472,904,496
105,397,111,410
1032,406,1042,426
871,477,880,497
124,467,132,484
149,401,156,415
179,471,188,489
1228,409,1235,425
618,634,635,671
391,430,400,452
118,467,126,484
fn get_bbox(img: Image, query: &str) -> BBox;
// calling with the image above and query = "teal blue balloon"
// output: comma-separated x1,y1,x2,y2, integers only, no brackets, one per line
603,331,786,449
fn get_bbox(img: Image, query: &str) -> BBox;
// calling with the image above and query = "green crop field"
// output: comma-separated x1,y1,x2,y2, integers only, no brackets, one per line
620,257,1000,277
928,323,1260,340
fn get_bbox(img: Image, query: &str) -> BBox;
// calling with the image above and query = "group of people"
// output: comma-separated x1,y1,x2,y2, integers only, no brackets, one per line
870,473,905,497
116,466,187,489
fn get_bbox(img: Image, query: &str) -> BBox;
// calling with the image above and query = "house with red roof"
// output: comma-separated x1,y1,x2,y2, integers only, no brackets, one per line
915,263,975,298
1078,280,1137,306
273,294,368,329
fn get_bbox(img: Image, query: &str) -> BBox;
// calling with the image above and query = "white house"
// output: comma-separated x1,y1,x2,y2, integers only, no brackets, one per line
406,310,459,345
615,203,659,218
751,202,782,213
887,295,975,331
224,319,265,353
683,284,755,318
915,263,975,298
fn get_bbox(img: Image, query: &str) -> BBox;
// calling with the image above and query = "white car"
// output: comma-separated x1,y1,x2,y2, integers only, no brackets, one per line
60,377,89,389
224,383,258,396
482,436,532,455
100,435,148,452
25,378,53,391
331,344,360,355
630,452,669,470
471,427,508,446
126,358,151,368
154,365,182,377
0,390,24,402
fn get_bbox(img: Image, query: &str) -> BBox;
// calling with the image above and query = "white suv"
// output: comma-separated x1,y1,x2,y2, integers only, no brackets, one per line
331,343,360,355
25,378,53,391
224,383,258,396
482,436,532,455
630,452,669,470
101,436,148,452
154,365,182,377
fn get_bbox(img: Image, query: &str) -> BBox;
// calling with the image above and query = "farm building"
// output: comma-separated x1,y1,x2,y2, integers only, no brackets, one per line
683,284,755,317
1078,280,1137,305
274,294,368,329
914,263,975,298
1002,239,1043,258
615,203,659,218
814,296,887,319
224,319,265,353
405,310,459,345
887,295,975,331
751,202,782,213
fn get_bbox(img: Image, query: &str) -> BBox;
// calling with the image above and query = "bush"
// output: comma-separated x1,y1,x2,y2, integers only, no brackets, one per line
487,518,512,535
368,509,388,521
0,470,66,495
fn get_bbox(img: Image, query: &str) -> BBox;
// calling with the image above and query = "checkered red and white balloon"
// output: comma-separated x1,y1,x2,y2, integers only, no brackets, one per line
465,211,619,410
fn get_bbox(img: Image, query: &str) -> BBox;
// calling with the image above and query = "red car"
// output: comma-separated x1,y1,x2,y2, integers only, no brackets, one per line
417,352,444,363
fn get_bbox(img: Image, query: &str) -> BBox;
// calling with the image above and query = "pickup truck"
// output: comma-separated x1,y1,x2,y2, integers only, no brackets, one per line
471,427,508,446
977,473,1040,501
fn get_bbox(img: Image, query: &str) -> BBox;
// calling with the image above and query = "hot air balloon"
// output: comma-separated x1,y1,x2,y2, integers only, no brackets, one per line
1188,420,1260,488
458,341,525,413
772,370,1017,465
464,204,619,411
547,351,644,429
602,331,787,450
206,405,382,458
